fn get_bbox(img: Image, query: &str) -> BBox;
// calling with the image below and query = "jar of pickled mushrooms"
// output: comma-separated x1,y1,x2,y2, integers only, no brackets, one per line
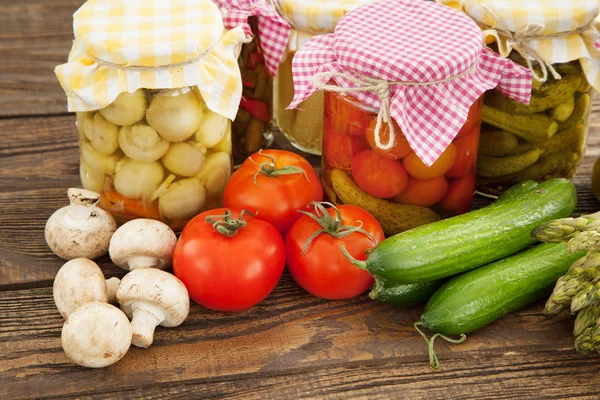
439,0,600,195
55,0,247,230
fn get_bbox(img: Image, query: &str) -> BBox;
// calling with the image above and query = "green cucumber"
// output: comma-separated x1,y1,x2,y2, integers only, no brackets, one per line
419,242,585,336
346,179,576,284
491,180,538,205
369,280,441,308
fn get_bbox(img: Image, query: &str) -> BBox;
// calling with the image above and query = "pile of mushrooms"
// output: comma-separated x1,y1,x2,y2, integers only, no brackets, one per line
48,189,190,368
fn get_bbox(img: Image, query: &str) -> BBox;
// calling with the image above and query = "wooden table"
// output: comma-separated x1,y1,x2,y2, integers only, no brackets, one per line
3,1,600,399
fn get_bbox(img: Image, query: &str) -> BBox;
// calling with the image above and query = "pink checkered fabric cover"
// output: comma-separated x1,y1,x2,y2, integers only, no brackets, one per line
215,0,290,76
288,0,532,166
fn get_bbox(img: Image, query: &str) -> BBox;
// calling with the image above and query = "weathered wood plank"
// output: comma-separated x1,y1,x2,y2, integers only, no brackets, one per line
1,281,598,399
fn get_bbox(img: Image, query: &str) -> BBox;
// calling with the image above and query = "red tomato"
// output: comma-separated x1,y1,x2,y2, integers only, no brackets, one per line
393,176,448,207
286,203,385,300
351,150,408,198
455,97,483,138
403,143,457,180
223,150,323,235
437,174,475,215
323,117,370,170
446,125,480,178
173,208,286,312
365,118,413,160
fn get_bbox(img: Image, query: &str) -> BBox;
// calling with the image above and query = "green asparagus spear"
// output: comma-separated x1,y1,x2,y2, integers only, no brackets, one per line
573,303,600,336
568,229,600,253
571,280,600,314
545,266,600,315
532,211,600,243
575,326,599,354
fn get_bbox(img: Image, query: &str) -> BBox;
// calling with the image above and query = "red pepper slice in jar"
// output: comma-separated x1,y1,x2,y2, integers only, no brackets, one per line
239,97,271,122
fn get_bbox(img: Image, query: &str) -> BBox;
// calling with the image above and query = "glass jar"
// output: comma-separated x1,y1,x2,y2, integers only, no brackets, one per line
477,59,592,195
322,91,483,235
233,17,274,165
275,38,324,155
77,87,233,231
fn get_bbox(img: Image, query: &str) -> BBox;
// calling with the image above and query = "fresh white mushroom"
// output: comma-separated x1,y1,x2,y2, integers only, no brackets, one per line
146,88,204,142
80,141,120,175
62,301,132,368
99,89,148,126
113,158,164,200
109,218,177,271
84,113,119,156
53,258,121,318
211,122,232,154
194,109,229,148
45,188,117,260
158,178,206,220
76,112,94,142
162,141,206,177
117,268,189,348
118,123,170,162
196,152,232,196
79,159,107,193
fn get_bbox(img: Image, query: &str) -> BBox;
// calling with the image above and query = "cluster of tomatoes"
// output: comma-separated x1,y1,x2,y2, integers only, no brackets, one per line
172,150,385,312
322,93,482,215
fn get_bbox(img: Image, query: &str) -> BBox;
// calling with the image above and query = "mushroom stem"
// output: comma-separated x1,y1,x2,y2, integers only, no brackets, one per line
105,277,120,304
129,255,165,269
130,303,166,348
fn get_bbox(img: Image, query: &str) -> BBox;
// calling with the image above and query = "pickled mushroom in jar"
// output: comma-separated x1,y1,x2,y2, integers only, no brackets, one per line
80,141,120,175
196,152,232,196
84,113,120,156
118,123,170,162
99,89,148,126
113,158,164,200
146,88,204,142
194,109,229,148
162,141,206,177
158,178,206,220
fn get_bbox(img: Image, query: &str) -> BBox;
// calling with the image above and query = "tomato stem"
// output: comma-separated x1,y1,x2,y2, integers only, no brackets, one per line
205,210,256,237
249,150,310,187
298,201,376,256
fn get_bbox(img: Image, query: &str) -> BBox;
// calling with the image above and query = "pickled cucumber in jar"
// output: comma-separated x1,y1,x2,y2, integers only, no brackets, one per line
77,87,233,230
477,59,592,196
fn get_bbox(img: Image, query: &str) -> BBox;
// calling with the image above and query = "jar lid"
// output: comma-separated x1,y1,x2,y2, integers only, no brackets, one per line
439,0,600,87
289,0,532,166
278,0,380,34
55,0,247,120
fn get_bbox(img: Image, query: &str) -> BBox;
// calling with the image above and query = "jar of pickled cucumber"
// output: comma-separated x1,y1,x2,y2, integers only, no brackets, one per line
233,17,274,164
288,0,532,235
273,0,382,155
437,0,600,195
55,0,247,229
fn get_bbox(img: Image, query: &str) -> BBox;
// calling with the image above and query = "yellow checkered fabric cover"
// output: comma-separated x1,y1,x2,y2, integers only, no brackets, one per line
279,0,380,34
438,0,600,91
55,0,247,120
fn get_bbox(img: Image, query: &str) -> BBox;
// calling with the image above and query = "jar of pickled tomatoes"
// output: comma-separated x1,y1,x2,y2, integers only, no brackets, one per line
55,0,247,230
322,92,483,224
288,0,533,235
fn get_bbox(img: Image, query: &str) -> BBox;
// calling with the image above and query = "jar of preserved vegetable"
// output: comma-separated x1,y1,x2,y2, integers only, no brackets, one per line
438,0,600,195
288,0,532,236
215,0,294,164
55,0,247,230
274,0,381,155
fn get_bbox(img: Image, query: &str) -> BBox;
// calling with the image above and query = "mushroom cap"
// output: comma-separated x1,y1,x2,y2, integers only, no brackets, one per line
109,219,177,270
117,268,189,327
45,189,117,260
53,258,108,319
61,301,132,368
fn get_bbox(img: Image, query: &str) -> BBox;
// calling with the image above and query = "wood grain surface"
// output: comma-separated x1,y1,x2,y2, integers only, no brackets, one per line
3,1,600,399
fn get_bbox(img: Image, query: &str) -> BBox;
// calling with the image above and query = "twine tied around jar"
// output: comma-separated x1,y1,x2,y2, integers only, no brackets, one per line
479,4,596,83
312,65,476,151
